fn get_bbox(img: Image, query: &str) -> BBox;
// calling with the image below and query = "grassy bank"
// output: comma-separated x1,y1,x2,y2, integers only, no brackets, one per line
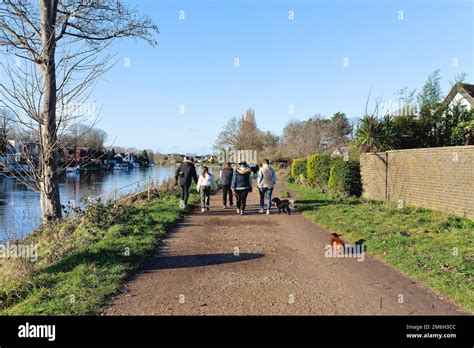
0,186,197,315
287,182,474,312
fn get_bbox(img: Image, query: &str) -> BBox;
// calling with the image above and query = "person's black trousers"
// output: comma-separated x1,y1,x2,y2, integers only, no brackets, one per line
222,185,233,206
180,184,190,205
235,189,250,211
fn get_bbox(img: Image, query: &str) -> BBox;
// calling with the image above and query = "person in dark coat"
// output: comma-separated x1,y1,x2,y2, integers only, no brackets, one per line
219,162,234,208
231,161,252,215
175,157,198,207
250,163,259,179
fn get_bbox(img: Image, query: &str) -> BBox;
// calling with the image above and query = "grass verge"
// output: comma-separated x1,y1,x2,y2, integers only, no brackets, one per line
0,188,197,315
287,182,474,312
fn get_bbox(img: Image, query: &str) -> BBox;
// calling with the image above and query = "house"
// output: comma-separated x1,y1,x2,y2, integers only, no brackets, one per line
114,152,138,164
331,147,349,159
441,83,474,111
3,140,40,173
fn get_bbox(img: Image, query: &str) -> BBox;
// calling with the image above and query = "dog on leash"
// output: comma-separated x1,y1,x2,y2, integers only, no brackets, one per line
330,233,345,253
271,197,293,215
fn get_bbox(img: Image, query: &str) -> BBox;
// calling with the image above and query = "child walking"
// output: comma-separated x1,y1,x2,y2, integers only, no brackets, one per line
197,166,218,213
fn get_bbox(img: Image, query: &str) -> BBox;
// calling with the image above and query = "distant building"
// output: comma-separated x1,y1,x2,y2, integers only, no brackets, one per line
331,147,349,159
2,140,40,173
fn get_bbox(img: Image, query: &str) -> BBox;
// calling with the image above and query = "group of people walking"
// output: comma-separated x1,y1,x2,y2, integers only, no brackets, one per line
174,157,277,215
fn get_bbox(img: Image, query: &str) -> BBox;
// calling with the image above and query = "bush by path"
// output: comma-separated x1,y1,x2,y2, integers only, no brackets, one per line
307,153,331,192
291,158,307,178
327,158,362,197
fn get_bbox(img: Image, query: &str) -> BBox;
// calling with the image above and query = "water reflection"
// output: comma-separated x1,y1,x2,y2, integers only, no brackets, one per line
0,166,176,240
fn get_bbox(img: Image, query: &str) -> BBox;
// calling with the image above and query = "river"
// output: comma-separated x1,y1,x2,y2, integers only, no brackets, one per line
0,166,177,241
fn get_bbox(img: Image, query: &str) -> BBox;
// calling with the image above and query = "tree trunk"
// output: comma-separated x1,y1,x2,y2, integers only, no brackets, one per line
39,0,62,222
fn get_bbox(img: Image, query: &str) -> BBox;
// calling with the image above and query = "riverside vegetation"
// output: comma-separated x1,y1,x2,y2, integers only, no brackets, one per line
0,181,198,315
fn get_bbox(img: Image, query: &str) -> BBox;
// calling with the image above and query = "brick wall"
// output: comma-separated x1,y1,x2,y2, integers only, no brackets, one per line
360,146,474,220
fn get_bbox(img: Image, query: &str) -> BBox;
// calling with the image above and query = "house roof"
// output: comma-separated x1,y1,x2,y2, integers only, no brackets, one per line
442,83,474,107
460,83,474,98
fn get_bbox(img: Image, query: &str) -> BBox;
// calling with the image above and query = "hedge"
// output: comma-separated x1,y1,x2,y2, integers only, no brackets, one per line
291,158,307,178
327,158,362,197
307,153,331,191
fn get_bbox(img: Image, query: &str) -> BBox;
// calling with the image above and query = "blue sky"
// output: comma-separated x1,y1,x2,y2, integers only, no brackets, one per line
91,0,473,154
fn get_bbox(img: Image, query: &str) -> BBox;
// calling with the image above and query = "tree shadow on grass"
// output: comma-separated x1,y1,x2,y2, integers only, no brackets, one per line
294,199,332,212
42,248,139,275
143,252,264,270
295,198,361,212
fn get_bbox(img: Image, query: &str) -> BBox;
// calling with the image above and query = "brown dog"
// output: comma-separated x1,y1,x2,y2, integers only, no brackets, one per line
330,233,345,253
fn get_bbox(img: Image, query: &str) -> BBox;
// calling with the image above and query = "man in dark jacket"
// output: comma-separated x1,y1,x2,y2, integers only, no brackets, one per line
219,162,234,208
175,157,198,207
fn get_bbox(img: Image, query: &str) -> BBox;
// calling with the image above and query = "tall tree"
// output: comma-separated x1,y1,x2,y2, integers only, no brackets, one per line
0,1,158,222
328,112,352,148
214,108,264,152
417,70,442,110
215,116,241,150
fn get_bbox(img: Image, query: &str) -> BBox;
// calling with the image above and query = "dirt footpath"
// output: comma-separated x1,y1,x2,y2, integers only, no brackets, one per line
101,181,465,315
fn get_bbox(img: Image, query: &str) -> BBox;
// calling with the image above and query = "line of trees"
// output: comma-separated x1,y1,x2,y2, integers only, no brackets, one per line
215,71,474,164
214,108,353,162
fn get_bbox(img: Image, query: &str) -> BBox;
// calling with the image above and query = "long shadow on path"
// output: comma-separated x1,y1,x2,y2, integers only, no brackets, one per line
143,252,264,271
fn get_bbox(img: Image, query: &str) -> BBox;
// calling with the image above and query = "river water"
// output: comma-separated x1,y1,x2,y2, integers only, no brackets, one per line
0,166,177,241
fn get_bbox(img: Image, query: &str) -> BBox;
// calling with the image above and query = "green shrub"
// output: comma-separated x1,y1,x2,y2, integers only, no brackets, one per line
291,158,307,178
328,158,362,197
307,153,331,191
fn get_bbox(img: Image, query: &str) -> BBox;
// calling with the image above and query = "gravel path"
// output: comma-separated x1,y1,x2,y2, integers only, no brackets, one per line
101,181,465,315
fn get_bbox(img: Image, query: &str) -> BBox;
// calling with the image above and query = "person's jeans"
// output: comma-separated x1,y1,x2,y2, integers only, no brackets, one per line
235,189,250,211
200,186,211,208
222,185,233,206
259,187,273,210
180,184,190,205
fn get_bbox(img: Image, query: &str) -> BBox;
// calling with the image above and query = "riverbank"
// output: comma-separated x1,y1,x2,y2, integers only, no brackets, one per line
285,182,474,312
0,166,177,241
0,183,198,315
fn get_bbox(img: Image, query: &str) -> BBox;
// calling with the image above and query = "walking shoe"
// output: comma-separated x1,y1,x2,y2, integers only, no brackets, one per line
259,208,264,214
223,205,227,209
266,209,270,215
236,209,240,214
206,206,210,211
201,208,205,213
240,210,245,216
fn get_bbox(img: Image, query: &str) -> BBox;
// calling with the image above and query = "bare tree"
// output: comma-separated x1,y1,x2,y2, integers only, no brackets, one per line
0,0,158,222
280,116,330,158
215,116,242,151
214,109,264,152
64,123,108,150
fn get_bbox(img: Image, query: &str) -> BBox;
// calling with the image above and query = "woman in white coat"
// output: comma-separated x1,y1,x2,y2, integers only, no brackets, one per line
197,166,218,212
